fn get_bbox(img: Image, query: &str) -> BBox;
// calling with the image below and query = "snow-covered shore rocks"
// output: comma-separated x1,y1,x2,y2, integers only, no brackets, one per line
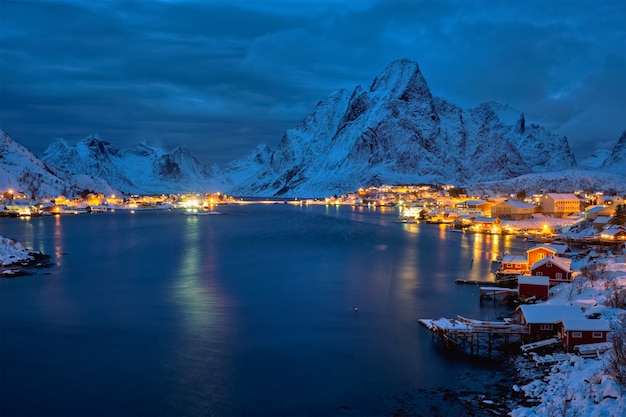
0,235,34,266
1,235,51,277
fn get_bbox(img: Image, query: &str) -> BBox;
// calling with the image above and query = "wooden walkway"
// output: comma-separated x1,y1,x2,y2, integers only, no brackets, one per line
520,337,561,352
418,315,528,355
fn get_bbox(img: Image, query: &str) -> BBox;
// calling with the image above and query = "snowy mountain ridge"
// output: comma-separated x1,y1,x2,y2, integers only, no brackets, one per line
40,135,213,195
2,59,625,198
218,59,583,197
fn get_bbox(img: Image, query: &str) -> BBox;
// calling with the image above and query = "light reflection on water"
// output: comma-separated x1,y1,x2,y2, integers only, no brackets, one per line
0,206,533,417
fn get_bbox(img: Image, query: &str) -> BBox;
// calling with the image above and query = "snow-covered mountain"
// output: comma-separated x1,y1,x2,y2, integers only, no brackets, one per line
3,59,624,199
601,130,626,176
579,149,612,169
41,135,214,195
219,59,578,197
0,129,76,198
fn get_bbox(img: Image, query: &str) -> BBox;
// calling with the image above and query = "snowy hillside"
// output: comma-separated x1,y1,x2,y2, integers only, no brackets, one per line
579,149,611,169
601,130,626,176
218,59,579,197
41,135,215,195
469,169,626,196
0,129,75,198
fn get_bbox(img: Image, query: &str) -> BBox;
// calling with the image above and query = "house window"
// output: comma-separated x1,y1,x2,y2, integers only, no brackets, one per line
547,262,552,267
536,272,543,276
538,253,545,259
572,332,582,338
593,332,603,338
540,324,553,331
556,273,562,280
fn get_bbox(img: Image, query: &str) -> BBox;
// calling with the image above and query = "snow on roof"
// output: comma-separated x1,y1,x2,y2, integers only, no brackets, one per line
502,254,527,264
518,275,549,286
499,200,535,209
546,244,571,254
472,216,498,223
518,305,585,323
544,193,579,200
584,205,611,213
559,318,610,332
531,255,571,271
593,216,613,223
528,244,557,254
463,199,486,206
601,225,626,236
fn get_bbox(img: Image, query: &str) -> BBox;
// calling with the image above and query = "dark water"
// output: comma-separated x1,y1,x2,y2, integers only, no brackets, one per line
0,204,531,416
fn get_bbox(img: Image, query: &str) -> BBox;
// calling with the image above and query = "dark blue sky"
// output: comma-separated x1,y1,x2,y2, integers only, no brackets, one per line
1,0,625,167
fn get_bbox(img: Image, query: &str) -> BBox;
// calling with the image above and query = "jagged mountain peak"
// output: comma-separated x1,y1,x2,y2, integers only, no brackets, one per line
368,58,435,108
221,59,581,197
40,135,215,195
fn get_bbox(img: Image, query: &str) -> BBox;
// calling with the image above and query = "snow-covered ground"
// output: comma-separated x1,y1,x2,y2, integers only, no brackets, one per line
0,235,34,266
511,254,626,417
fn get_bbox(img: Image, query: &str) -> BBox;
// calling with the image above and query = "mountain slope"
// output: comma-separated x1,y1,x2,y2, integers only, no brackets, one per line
0,129,75,198
579,149,611,169
220,59,578,197
601,131,626,176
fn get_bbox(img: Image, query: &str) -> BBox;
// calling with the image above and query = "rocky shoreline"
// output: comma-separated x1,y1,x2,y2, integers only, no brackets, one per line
1,234,54,277
1,251,53,277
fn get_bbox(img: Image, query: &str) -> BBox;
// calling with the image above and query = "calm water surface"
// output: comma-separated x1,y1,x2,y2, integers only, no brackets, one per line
0,204,532,416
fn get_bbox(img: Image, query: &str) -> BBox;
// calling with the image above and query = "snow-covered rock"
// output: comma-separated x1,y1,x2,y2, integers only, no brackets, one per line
0,235,34,266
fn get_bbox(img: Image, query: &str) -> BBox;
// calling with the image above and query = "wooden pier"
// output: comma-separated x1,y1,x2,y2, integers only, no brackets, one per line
455,279,494,285
418,315,529,355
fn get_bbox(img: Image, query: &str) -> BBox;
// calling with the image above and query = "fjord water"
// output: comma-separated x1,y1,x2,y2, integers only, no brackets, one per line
0,205,531,416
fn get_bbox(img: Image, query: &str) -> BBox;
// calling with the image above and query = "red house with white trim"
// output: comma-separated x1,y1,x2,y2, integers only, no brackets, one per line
516,305,585,341
518,275,549,301
558,318,611,351
530,255,572,286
